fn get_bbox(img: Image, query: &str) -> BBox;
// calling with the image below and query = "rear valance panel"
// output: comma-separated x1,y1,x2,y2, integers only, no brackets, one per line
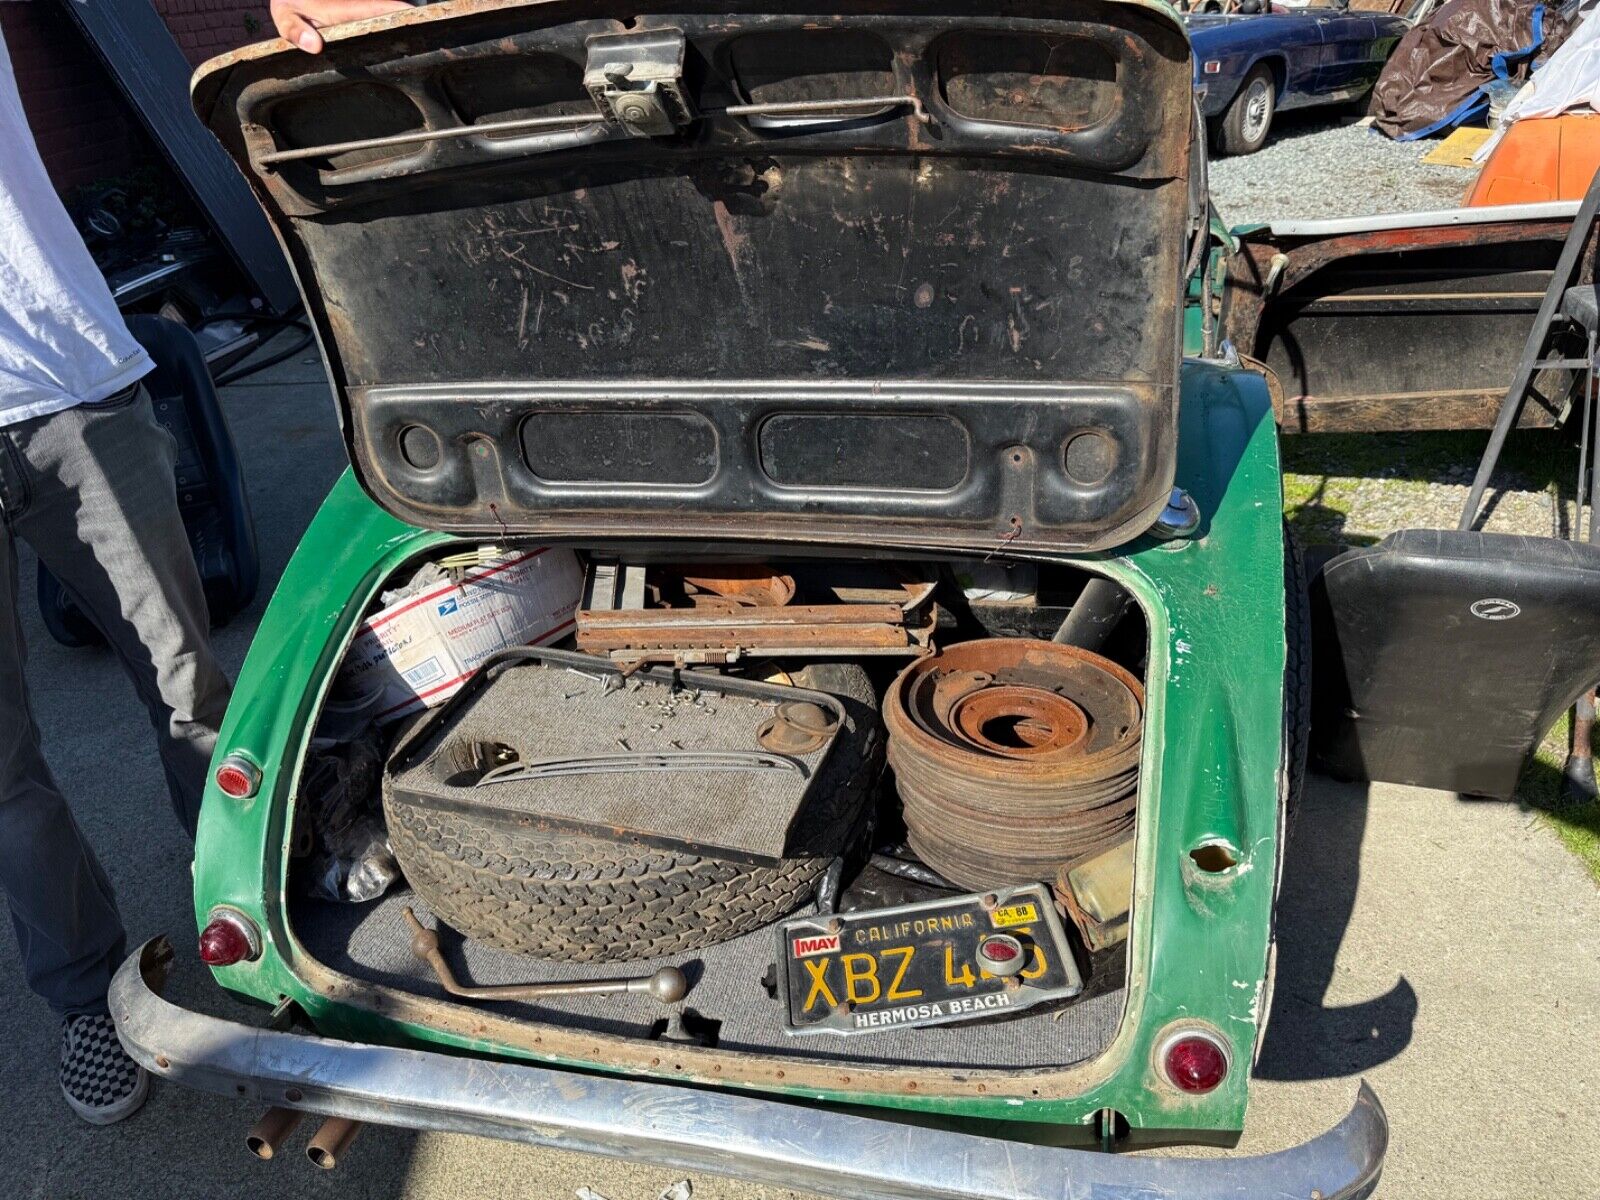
196,0,1193,551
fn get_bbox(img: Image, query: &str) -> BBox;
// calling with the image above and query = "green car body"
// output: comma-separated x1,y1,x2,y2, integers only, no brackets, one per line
192,357,1289,1140
109,3,1399,1194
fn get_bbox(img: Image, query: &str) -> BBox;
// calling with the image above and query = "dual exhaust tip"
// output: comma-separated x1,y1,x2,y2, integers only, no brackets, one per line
246,1107,361,1169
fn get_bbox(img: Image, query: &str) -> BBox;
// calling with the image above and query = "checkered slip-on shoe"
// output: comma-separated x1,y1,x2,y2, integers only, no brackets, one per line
59,1014,150,1125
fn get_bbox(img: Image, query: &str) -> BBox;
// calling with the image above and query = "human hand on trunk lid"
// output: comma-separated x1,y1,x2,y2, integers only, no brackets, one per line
270,0,411,54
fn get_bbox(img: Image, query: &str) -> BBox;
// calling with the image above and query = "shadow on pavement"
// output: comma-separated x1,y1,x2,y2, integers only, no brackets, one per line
1255,774,1417,1081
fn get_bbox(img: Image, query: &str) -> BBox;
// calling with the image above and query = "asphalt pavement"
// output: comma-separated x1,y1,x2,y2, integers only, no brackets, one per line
0,336,1595,1198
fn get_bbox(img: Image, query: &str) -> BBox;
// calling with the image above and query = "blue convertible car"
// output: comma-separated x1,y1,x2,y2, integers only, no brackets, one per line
1188,1,1413,154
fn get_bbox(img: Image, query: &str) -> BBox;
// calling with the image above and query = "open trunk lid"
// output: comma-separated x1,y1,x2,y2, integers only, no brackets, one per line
193,0,1194,553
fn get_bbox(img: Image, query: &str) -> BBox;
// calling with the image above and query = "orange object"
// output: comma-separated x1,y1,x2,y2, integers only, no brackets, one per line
1466,113,1600,206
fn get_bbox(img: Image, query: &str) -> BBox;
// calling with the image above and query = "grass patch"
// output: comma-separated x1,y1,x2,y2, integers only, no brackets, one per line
1280,428,1577,545
1525,715,1600,886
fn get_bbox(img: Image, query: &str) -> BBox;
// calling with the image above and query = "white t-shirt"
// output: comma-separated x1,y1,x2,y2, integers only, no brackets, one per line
0,25,152,428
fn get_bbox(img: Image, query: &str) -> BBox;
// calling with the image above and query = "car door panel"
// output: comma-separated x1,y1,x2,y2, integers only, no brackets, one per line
1283,14,1331,104
1313,11,1380,99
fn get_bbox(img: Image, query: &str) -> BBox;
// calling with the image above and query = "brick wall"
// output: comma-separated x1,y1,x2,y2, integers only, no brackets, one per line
0,0,142,191
0,0,273,195
153,0,273,67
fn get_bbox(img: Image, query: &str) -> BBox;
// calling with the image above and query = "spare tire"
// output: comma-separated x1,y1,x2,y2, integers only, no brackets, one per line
383,662,882,961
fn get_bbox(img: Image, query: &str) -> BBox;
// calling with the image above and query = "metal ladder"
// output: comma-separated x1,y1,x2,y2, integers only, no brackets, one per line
1458,166,1600,802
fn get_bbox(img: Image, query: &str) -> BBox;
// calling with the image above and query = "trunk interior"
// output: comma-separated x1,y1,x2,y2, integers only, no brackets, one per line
286,542,1147,1076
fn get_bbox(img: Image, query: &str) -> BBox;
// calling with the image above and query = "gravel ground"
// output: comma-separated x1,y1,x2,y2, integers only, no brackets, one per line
1283,447,1579,545
1208,110,1474,224
1298,472,1568,539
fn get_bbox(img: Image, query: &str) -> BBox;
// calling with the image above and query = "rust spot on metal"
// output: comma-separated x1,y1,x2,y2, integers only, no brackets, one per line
678,566,797,608
711,200,748,268
578,568,937,664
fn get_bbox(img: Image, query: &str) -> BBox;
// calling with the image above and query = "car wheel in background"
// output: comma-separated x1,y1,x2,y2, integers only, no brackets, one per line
1219,66,1276,156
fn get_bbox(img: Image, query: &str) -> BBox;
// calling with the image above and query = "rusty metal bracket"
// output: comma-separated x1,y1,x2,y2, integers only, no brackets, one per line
578,563,938,663
583,30,696,136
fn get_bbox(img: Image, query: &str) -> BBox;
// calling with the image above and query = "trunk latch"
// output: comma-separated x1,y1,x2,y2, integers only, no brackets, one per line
584,31,695,137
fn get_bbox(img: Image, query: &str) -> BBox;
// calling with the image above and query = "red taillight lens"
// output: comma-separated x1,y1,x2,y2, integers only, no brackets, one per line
981,938,1019,963
199,911,259,966
1163,1033,1229,1094
976,934,1026,977
214,754,261,799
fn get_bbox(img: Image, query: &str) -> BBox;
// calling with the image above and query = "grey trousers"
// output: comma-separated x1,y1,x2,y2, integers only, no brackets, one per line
0,384,231,1015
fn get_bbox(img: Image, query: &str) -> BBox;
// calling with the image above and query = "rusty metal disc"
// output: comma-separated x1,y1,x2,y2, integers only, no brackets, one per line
883,638,1143,890
947,685,1090,757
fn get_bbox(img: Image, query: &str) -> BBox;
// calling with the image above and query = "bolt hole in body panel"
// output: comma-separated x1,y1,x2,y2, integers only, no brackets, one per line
398,425,442,470
1188,842,1239,873
1065,430,1118,485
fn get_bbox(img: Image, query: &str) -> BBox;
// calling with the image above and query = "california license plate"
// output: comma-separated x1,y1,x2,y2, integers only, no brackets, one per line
777,883,1083,1035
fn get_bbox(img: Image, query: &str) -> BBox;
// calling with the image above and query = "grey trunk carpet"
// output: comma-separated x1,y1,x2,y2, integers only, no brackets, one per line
291,883,1126,1069
389,655,839,859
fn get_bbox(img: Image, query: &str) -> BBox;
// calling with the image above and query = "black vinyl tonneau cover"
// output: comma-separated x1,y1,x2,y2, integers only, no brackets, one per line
193,0,1194,553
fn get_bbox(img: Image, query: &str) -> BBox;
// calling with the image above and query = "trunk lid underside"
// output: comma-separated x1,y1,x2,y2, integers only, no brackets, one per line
194,0,1193,553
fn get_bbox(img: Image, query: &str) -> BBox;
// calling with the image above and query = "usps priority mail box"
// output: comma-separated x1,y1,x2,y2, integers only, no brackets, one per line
338,548,583,723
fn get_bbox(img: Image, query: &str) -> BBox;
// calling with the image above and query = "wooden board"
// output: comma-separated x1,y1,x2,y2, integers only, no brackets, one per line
1276,388,1561,434
1422,126,1494,169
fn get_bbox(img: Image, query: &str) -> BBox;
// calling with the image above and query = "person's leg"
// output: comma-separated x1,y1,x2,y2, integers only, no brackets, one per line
0,492,127,1016
7,384,232,837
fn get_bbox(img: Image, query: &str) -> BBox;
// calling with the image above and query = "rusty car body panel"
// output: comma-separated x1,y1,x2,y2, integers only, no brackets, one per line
1213,201,1585,433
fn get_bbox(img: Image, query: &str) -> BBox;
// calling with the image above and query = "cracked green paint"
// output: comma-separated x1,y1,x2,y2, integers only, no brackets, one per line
191,359,1286,1140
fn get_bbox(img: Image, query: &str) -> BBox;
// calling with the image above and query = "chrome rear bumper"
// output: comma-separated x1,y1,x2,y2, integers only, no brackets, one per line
112,939,1386,1199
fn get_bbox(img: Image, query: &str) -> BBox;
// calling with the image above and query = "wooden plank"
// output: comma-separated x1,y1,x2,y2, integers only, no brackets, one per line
1420,126,1493,169
1276,389,1562,434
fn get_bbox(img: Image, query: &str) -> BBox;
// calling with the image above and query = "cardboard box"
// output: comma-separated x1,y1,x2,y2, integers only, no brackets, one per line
339,548,584,723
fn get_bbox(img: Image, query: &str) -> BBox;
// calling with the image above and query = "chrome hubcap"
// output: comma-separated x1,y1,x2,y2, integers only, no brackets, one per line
1244,81,1270,140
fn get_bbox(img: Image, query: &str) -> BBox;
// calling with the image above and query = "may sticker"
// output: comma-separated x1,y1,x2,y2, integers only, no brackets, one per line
1470,598,1521,621
791,933,840,958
